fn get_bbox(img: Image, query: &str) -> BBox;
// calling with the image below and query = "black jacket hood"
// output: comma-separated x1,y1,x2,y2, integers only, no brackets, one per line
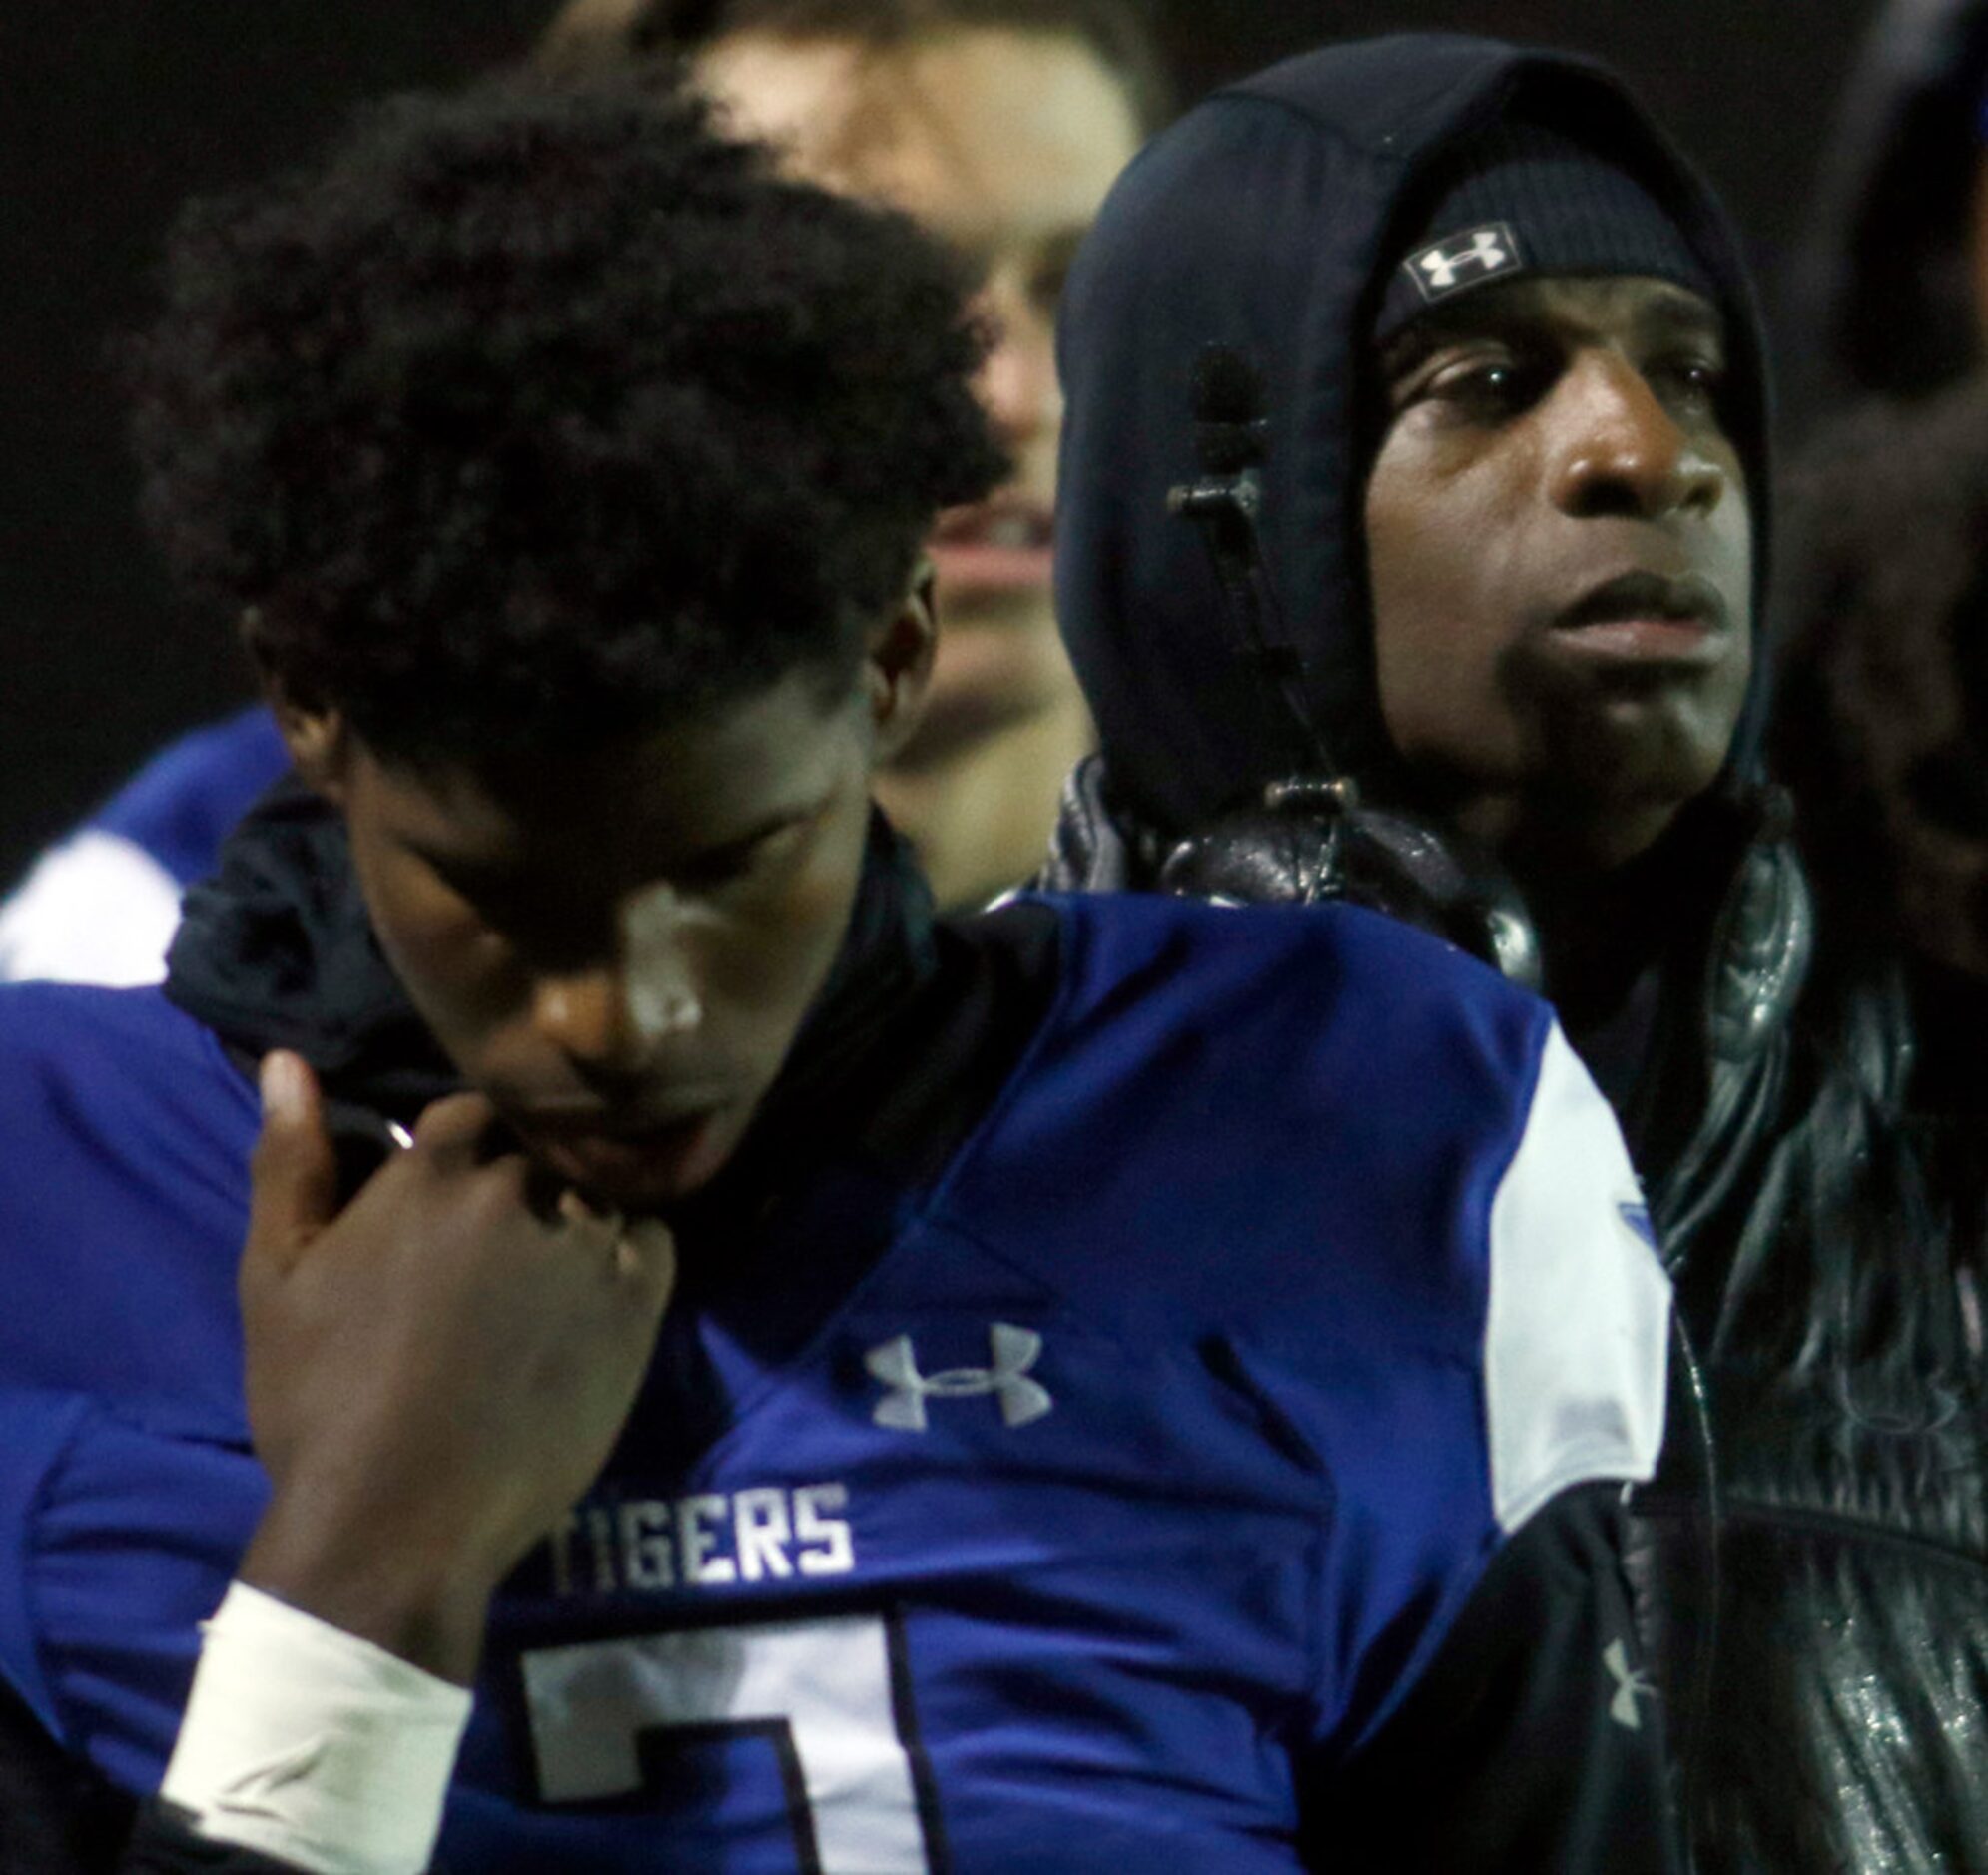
1793,0,1988,413
1054,34,1774,840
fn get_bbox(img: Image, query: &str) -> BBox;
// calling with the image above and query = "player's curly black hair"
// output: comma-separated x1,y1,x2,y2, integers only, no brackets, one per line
128,78,1006,765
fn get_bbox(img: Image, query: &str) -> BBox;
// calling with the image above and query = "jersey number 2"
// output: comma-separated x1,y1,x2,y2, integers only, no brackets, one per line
521,1611,943,1872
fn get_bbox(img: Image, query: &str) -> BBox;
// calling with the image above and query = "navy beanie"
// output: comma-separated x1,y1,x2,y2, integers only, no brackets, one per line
1375,120,1718,340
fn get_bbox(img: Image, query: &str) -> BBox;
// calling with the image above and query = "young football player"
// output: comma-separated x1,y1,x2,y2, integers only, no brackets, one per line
0,76,1673,1873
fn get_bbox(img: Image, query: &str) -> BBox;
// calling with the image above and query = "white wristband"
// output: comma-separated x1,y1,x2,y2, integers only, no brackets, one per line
160,1581,473,1875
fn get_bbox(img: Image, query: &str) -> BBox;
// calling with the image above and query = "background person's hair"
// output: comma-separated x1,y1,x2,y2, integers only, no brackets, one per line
1773,375,1988,976
128,78,1004,768
536,0,1172,133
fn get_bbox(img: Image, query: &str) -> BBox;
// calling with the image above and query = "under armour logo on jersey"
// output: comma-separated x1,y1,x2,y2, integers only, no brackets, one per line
1404,223,1523,300
1604,1637,1657,1731
866,1324,1052,1432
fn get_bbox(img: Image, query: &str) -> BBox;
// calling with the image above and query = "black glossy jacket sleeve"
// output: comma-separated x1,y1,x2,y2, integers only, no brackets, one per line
0,1679,304,1875
115,1810,306,1875
1304,1483,1684,1874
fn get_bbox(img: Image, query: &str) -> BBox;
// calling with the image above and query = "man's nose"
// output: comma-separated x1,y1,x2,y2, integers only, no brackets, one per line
530,910,702,1076
1546,353,1726,522
975,272,1059,448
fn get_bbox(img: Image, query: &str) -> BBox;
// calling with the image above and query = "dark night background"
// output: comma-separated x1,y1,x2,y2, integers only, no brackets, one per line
0,0,1882,883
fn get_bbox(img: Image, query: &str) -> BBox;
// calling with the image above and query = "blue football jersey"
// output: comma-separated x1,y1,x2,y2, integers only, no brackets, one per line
0,705,287,986
0,894,1667,1870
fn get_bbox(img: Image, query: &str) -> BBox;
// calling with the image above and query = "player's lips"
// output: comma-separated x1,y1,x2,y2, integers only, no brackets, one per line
511,1090,739,1138
1547,570,1731,666
931,494,1054,594
509,1098,743,1200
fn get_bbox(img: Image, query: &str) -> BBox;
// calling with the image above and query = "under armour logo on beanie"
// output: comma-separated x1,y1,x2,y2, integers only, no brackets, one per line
1374,120,1717,340
1410,223,1523,294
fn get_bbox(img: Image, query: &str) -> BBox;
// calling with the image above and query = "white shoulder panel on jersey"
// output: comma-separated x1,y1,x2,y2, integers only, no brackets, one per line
1484,1021,1670,1535
0,830,185,986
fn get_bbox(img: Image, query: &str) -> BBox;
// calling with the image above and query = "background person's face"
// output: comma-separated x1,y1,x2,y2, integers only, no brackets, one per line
697,28,1144,906
1364,275,1754,873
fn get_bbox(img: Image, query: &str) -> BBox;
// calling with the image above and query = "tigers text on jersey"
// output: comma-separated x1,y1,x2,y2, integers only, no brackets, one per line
0,893,1667,1870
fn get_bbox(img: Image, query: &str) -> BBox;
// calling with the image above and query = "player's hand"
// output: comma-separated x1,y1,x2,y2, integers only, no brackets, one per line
236,1049,676,1683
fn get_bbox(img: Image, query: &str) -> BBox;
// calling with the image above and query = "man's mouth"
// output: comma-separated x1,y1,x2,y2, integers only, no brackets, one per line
930,495,1054,594
510,1099,741,1205
1548,570,1731,665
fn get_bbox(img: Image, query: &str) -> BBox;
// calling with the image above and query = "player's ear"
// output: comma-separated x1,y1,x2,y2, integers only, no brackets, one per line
866,565,938,764
243,606,352,804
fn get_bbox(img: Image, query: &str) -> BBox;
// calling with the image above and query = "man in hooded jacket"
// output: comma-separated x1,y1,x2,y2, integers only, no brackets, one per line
1044,32,1988,1874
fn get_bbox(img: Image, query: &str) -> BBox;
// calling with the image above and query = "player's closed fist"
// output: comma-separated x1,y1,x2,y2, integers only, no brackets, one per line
237,1049,675,1682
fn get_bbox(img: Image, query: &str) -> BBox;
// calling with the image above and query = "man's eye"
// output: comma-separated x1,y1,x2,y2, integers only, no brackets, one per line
1654,358,1725,411
448,883,601,968
673,845,762,891
1429,358,1539,418
427,864,527,927
673,819,809,893
465,887,557,944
